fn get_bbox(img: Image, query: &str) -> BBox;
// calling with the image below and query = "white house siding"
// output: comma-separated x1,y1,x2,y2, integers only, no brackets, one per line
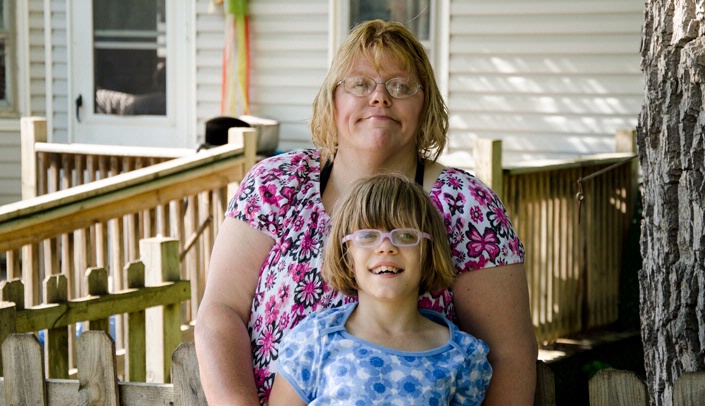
28,0,47,117
0,122,21,205
195,0,329,151
194,1,226,144
440,0,644,169
47,0,68,143
0,0,46,206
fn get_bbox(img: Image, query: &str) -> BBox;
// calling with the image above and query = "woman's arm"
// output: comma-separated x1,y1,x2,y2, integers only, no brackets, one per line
269,374,307,406
452,262,538,405
195,217,275,404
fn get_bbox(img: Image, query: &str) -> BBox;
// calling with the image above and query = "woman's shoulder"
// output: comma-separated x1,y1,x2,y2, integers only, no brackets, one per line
241,148,322,196
251,149,321,177
431,165,489,193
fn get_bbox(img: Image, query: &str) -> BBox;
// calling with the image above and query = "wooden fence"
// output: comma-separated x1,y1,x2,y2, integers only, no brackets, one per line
2,334,703,405
0,238,189,384
474,132,639,344
0,123,256,375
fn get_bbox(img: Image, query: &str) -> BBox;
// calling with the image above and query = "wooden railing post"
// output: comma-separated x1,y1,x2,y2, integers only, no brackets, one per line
76,331,119,406
226,127,258,201
0,279,23,377
172,342,207,405
86,267,111,335
616,129,639,233
229,127,258,174
125,260,147,382
20,118,46,308
589,369,648,405
0,302,17,377
44,274,69,379
535,360,556,406
141,237,181,383
1,334,47,405
20,117,47,200
474,138,504,201
673,372,705,405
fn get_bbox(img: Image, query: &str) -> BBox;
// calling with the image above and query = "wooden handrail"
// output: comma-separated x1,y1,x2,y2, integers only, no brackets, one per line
0,142,254,252
503,152,637,175
34,142,195,158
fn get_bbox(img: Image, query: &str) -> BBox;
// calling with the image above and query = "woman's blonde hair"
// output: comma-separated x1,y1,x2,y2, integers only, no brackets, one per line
322,173,456,297
311,20,448,164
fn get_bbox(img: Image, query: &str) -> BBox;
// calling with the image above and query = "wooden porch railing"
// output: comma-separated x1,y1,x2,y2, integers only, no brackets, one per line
1,120,256,375
5,118,256,314
474,131,639,344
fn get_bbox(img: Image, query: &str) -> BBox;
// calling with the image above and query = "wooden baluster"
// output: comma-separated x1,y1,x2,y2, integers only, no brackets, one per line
184,195,200,320
5,249,20,280
44,274,69,378
125,260,146,382
123,157,140,262
96,156,109,267
198,191,212,310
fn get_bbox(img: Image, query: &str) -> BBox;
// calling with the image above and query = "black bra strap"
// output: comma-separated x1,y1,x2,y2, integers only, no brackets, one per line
319,156,425,195
415,156,425,187
320,159,334,195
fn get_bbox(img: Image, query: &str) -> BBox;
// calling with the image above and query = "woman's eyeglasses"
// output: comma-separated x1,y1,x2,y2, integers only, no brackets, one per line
342,228,431,248
337,76,422,99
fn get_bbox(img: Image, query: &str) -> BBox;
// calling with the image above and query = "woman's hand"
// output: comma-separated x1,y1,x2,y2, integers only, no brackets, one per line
195,217,274,404
452,262,538,405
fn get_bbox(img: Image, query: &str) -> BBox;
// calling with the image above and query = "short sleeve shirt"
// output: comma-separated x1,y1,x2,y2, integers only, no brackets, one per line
277,303,492,405
226,149,524,403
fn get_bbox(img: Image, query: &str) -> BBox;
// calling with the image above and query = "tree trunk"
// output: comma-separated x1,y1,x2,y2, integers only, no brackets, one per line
638,1,705,405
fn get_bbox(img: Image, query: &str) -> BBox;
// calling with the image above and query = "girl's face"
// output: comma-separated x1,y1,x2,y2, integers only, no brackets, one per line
333,50,424,161
346,228,424,303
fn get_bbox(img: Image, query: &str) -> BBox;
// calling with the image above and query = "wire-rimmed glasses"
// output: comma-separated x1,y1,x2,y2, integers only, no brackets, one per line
337,76,422,99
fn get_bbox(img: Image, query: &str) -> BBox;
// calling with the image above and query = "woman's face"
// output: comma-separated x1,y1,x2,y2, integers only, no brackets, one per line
334,51,424,160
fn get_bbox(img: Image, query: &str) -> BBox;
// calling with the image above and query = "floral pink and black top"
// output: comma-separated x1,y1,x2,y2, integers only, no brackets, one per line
226,149,525,404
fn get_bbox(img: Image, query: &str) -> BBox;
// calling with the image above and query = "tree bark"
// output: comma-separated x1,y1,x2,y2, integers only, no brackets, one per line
638,0,705,405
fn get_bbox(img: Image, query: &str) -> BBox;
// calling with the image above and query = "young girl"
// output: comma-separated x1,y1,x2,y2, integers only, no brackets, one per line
268,173,492,405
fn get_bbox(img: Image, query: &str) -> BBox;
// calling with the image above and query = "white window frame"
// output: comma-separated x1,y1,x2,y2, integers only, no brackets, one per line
330,0,439,67
68,1,192,148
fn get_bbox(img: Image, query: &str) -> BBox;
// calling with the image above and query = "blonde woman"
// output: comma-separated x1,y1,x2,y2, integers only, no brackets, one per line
196,20,536,405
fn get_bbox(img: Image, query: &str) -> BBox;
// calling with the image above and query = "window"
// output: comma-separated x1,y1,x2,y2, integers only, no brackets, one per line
92,0,167,116
0,0,14,111
349,0,431,45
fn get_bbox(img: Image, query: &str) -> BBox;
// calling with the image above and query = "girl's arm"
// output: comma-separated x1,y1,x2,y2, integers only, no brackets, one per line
269,374,307,406
195,217,274,404
452,262,538,405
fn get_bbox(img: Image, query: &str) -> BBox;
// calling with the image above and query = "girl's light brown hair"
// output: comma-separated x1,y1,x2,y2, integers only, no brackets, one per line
322,173,456,297
311,19,449,164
